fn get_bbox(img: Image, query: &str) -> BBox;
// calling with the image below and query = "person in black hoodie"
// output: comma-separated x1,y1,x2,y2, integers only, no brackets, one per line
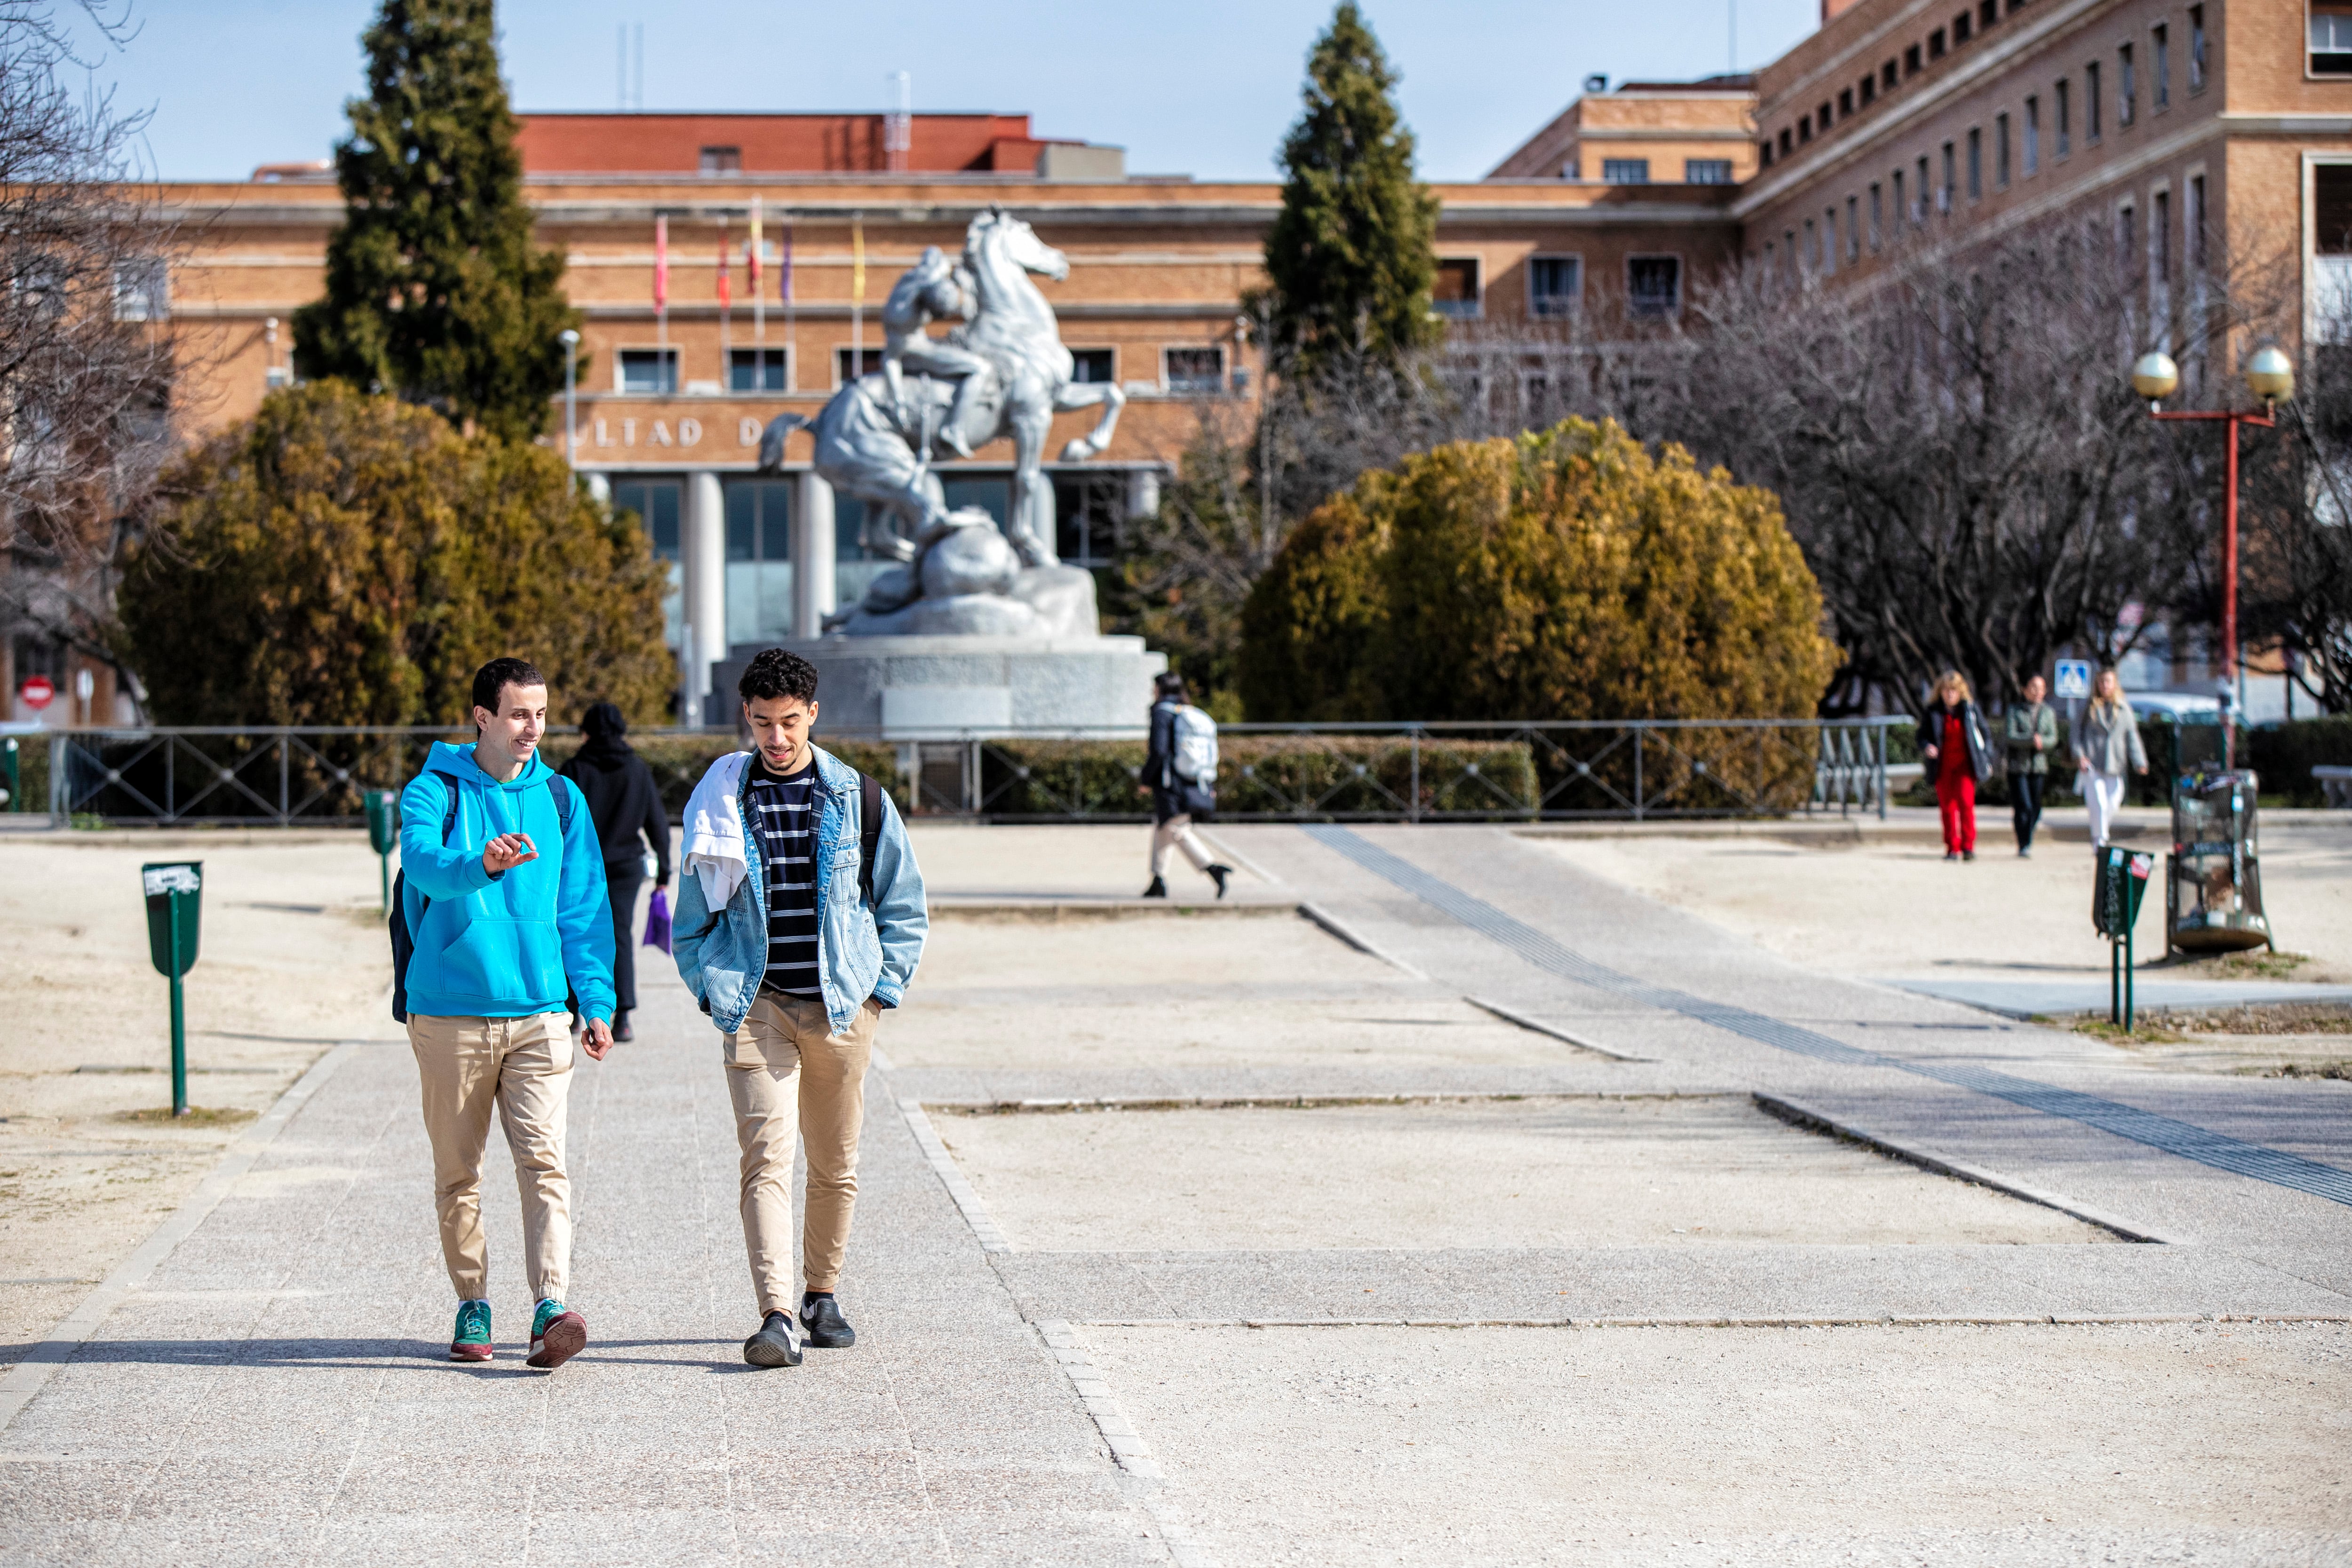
558,702,670,1041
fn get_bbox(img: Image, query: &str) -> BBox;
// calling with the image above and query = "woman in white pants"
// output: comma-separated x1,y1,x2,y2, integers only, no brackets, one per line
2070,669,2148,848
1138,672,1232,899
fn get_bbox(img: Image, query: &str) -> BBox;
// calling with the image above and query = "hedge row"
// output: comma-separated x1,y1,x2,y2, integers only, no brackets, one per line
975,736,1541,818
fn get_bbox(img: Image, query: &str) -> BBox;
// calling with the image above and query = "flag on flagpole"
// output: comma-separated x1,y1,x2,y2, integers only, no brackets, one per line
716,218,731,366
653,214,668,351
851,217,865,377
779,224,793,303
748,196,764,343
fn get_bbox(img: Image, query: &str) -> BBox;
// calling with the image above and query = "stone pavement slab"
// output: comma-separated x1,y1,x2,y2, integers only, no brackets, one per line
1882,976,2352,1018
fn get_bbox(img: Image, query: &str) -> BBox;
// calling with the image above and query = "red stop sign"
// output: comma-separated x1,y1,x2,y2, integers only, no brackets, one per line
19,675,54,709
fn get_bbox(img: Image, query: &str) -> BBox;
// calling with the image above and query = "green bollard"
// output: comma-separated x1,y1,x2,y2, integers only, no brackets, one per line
364,790,399,913
142,862,203,1117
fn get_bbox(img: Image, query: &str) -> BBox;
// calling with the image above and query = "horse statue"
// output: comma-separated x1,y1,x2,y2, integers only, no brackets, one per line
757,207,1127,634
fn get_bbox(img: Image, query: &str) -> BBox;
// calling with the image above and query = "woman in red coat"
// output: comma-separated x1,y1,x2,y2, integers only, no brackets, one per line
1921,671,1992,861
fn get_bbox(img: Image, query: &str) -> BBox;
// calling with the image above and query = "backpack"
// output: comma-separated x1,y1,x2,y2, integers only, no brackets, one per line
1172,704,1219,785
389,769,576,1024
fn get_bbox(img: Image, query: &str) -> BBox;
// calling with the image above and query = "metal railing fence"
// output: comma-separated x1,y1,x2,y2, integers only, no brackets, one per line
30,718,1899,827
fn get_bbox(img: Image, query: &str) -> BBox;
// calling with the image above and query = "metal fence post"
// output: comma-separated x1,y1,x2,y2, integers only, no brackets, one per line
1409,730,1421,825
49,732,66,818
1876,720,1889,821
1632,724,1644,823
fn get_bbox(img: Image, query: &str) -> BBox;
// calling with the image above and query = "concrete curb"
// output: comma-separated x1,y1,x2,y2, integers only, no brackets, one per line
1033,1320,1223,1567
1752,1089,2186,1245
1464,995,1651,1061
932,897,1295,920
1296,901,1428,979
923,1090,1718,1116
896,1097,1012,1252
0,1040,358,1434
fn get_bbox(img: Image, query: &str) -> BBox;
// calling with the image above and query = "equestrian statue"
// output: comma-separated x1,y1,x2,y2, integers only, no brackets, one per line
757,207,1127,636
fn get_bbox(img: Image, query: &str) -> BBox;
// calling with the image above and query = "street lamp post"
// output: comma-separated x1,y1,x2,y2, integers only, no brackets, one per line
2130,344,2296,760
559,328,581,475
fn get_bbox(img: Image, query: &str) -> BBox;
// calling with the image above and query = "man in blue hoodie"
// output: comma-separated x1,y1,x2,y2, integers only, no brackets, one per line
398,657,616,1370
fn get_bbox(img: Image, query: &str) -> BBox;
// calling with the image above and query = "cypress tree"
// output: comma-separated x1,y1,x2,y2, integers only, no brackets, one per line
1260,4,1441,376
293,0,579,441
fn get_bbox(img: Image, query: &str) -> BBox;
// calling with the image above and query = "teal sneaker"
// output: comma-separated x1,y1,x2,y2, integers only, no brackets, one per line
449,1299,492,1362
527,1297,587,1370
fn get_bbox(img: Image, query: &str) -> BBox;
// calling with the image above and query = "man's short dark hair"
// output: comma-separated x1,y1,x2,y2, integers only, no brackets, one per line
739,648,818,706
472,657,546,720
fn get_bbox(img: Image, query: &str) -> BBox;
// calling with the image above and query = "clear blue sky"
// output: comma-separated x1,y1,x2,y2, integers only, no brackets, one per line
100,0,1817,183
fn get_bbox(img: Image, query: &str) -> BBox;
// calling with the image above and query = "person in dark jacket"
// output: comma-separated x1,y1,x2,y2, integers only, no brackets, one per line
558,702,670,1041
1137,672,1232,899
2002,672,2061,858
1920,670,1993,862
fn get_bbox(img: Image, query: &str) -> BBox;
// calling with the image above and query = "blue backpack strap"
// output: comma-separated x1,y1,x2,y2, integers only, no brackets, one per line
546,772,576,832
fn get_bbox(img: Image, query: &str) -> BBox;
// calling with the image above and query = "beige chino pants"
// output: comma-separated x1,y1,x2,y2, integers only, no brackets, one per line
1151,813,1212,880
725,991,879,1313
406,1011,574,1304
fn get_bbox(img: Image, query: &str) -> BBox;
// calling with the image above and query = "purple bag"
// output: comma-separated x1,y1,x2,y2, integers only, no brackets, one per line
643,887,672,954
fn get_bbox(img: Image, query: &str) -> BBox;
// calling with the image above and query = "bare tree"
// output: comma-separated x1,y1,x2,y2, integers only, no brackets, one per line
0,1,181,709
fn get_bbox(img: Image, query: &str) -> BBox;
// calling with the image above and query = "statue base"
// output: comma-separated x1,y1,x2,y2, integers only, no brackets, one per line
715,634,1167,737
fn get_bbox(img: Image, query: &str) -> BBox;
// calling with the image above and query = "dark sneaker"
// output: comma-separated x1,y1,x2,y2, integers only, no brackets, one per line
526,1298,586,1370
743,1311,803,1368
1207,864,1233,900
449,1299,493,1362
801,1294,857,1349
1141,876,1168,899
612,1011,634,1043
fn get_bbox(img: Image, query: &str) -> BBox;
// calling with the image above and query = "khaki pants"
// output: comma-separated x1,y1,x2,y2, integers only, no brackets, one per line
725,991,879,1313
406,1012,574,1304
1151,813,1212,879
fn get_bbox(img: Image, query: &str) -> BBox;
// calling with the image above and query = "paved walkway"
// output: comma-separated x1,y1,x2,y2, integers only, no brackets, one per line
2,822,2346,1565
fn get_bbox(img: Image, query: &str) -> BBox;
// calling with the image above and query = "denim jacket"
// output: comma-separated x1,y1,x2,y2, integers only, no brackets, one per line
671,745,928,1036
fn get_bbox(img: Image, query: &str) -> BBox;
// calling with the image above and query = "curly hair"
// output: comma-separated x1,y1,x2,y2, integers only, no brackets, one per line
739,647,819,705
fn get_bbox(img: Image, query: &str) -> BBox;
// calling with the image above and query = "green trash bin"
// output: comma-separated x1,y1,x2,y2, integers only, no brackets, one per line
2091,846,2155,1030
364,789,399,912
141,860,202,1116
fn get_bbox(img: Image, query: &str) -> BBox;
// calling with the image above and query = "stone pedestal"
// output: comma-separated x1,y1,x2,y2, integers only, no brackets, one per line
715,635,1165,736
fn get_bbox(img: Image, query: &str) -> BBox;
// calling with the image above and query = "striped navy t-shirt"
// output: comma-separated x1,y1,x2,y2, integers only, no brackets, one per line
746,761,821,996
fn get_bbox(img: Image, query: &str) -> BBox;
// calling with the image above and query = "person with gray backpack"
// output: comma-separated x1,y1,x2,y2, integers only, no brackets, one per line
1139,671,1234,899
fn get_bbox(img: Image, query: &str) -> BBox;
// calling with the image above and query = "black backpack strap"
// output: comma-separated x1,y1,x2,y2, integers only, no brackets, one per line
859,771,882,909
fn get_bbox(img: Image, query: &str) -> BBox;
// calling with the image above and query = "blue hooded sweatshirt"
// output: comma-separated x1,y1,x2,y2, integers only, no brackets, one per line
397,740,616,1023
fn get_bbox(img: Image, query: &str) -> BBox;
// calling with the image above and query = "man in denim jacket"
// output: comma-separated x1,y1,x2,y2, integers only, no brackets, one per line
673,649,927,1368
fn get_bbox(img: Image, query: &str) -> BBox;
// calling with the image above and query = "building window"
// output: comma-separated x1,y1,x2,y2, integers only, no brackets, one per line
1778,127,1793,156
1893,168,1907,227
1562,157,1581,179
1804,217,1817,269
1823,210,1838,275
1839,88,1854,117
1917,155,1932,217
1685,159,1733,184
1954,10,1972,44
2191,172,2208,266
1883,59,1899,90
699,145,742,175
2119,44,2135,127
1759,141,1775,169
112,260,167,321
723,479,795,647
1941,142,1956,211
834,347,884,385
1996,114,2010,188
2314,3,2352,72
1929,27,1947,59
1068,349,1116,383
1164,346,1227,392
612,479,685,649
2087,61,2102,141
619,348,679,394
1627,255,1682,316
1602,158,1652,183
2025,97,2041,174
1432,257,1483,317
1528,255,1582,317
1798,115,1813,144
1847,196,1860,261
2317,165,2352,253
2154,188,2171,283
1979,0,1997,26
2154,24,2170,107
1905,43,1923,75
1054,472,1128,569
1819,100,1834,130
1968,127,1983,199
729,347,789,391
1861,74,1877,105
2190,6,2207,89
1869,182,1884,249
2057,79,2072,155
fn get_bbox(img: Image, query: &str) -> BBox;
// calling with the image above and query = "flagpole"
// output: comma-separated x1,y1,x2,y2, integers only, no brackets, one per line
749,195,764,346
654,213,669,381
850,213,865,387
782,221,795,391
717,215,731,374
